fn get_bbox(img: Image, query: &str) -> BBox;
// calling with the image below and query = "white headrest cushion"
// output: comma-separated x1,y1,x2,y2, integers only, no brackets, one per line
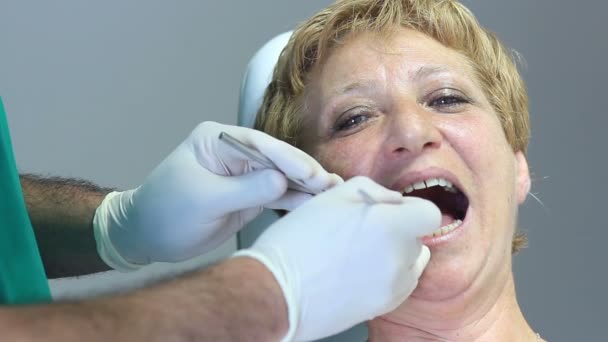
237,31,293,128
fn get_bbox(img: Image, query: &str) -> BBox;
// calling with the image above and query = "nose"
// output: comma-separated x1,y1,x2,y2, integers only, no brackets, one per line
385,104,442,158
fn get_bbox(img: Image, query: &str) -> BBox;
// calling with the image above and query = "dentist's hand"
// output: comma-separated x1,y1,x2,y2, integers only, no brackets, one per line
234,176,441,342
93,121,342,271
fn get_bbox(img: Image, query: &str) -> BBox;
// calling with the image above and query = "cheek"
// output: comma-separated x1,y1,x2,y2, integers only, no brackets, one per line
445,115,519,226
443,114,512,176
312,140,378,179
442,114,519,228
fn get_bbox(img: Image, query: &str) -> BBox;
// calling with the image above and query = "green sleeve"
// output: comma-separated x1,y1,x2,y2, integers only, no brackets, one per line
0,97,51,304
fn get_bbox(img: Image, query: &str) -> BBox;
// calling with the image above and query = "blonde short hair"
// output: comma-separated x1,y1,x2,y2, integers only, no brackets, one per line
255,0,530,253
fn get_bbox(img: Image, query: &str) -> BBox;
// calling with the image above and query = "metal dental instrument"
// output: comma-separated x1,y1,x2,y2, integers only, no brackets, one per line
218,131,317,195
358,189,378,205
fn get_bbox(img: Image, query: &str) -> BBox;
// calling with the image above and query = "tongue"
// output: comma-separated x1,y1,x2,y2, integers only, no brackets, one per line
441,212,455,227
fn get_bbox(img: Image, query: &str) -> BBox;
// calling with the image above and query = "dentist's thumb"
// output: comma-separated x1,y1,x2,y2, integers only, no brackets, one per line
373,197,442,238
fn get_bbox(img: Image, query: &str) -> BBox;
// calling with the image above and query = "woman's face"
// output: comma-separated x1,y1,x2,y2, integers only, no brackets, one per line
300,27,530,302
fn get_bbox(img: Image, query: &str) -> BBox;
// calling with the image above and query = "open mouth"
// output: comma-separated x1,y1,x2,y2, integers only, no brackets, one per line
402,178,469,237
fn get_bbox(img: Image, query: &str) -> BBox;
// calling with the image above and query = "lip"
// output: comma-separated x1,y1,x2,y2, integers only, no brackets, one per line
420,207,470,247
388,166,470,247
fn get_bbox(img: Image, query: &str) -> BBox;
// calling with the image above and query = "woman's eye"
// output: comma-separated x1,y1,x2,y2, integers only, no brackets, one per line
336,114,369,131
334,113,370,132
431,96,465,106
426,90,471,113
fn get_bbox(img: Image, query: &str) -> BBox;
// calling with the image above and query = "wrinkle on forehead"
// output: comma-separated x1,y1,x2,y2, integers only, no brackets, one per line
311,28,478,95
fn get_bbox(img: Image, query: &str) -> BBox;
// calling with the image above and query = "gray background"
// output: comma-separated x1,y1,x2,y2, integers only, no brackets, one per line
1,1,606,341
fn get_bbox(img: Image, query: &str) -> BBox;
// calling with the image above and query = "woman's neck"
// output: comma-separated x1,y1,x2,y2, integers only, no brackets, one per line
367,272,537,341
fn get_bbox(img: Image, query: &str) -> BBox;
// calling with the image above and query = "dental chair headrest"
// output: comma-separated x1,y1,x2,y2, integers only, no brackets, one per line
237,31,293,128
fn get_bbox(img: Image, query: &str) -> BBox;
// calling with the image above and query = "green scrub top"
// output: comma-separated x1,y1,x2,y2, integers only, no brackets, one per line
0,97,51,304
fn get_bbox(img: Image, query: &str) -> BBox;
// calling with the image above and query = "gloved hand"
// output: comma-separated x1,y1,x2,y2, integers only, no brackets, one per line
234,176,441,342
93,121,343,271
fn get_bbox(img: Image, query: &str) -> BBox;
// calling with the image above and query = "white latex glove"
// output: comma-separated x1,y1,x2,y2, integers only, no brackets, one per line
234,176,441,342
93,121,343,271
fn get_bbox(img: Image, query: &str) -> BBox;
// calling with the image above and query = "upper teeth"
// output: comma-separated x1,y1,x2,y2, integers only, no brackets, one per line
402,177,458,194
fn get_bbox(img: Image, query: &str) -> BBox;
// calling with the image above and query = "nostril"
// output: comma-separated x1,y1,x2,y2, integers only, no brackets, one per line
391,141,437,155
424,140,439,149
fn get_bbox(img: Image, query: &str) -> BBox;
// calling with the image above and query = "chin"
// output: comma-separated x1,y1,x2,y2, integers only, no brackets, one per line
410,250,479,302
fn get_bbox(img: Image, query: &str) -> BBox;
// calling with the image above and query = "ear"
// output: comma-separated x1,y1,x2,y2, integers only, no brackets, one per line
515,151,531,204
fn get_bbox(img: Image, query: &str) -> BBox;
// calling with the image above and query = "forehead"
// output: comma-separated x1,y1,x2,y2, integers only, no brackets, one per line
307,27,478,101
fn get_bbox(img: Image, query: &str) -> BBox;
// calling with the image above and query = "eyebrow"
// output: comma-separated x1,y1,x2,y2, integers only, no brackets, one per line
331,80,376,97
412,65,451,81
330,65,453,97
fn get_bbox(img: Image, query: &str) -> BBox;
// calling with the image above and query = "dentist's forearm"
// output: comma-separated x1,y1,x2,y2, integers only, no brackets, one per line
20,174,113,278
0,257,289,341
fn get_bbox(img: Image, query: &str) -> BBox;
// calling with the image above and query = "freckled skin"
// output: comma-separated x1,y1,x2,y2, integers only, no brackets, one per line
299,27,532,336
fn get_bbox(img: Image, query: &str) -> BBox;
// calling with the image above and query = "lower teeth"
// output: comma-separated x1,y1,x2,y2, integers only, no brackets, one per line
427,219,463,238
